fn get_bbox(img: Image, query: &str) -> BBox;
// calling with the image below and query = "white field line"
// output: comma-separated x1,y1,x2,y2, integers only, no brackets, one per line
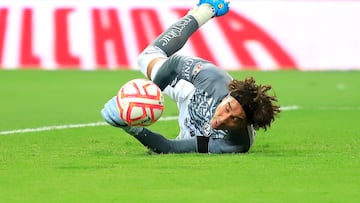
0,105,357,136
280,105,300,111
0,116,179,136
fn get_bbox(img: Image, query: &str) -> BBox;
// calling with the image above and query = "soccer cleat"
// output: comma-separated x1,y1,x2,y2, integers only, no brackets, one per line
197,0,230,17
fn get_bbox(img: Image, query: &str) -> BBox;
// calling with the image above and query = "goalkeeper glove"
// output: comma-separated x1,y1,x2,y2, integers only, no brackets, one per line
101,96,127,128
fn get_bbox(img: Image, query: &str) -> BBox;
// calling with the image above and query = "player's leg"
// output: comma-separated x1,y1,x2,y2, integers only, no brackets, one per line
152,0,230,56
137,0,229,80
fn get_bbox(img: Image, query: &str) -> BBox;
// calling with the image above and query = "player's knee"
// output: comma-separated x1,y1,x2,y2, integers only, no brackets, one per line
137,46,167,79
137,50,150,78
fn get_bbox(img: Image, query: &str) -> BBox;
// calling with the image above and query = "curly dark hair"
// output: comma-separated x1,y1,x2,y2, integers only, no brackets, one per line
228,77,280,131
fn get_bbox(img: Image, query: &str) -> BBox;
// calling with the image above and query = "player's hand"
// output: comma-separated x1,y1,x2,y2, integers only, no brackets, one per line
101,96,128,128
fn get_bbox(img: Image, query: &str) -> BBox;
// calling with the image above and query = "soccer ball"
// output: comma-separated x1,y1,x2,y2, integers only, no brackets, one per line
116,79,164,126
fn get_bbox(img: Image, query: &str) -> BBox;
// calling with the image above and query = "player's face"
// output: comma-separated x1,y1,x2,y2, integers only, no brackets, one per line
210,95,247,130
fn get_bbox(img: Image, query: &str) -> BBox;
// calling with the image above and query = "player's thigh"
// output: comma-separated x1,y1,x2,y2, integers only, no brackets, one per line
163,79,195,104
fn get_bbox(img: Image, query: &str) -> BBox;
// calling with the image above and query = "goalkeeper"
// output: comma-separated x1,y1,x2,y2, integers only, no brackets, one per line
101,0,280,153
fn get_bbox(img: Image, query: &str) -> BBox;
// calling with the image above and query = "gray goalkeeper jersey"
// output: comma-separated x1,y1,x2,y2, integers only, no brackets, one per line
153,54,255,146
131,15,255,153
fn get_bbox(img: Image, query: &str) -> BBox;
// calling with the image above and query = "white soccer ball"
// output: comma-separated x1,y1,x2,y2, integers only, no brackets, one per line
116,79,164,126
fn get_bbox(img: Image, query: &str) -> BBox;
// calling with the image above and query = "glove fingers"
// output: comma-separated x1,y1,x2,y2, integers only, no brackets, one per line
101,108,119,127
108,97,125,124
108,97,120,117
101,96,127,127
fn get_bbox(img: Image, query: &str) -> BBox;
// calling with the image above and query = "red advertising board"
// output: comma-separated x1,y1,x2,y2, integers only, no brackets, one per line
1,1,359,70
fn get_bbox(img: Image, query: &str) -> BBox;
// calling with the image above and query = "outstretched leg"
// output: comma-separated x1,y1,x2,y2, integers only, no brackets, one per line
137,0,230,79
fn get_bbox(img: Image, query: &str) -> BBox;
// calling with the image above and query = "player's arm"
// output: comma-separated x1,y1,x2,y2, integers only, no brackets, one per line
101,97,251,153
125,127,250,154
208,127,255,153
127,128,198,153
101,96,196,153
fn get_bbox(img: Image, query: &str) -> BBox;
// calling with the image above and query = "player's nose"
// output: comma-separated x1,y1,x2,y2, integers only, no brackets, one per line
218,113,231,124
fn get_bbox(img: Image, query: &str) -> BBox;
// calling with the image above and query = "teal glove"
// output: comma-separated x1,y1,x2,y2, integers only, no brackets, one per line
101,96,127,128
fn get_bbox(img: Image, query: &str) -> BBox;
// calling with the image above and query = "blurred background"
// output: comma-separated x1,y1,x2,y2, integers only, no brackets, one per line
1,0,359,71
1,2,359,202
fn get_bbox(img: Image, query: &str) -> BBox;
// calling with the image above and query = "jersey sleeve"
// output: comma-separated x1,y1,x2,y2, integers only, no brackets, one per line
132,128,197,153
126,127,252,154
208,137,250,153
197,125,255,153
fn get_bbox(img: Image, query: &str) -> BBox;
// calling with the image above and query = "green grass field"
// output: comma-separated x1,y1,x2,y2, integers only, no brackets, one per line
0,70,359,203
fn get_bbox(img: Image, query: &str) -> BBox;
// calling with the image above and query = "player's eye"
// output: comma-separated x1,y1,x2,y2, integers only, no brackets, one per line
226,103,231,112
